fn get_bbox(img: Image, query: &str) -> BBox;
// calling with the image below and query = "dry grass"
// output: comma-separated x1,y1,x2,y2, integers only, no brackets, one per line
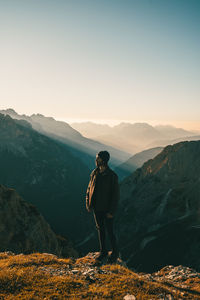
0,252,199,299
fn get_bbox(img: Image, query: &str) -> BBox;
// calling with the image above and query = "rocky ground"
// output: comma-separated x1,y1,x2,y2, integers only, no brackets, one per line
0,251,200,299
39,251,127,280
38,252,200,299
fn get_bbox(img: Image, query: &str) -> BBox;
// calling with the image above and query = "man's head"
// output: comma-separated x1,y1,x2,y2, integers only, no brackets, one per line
96,150,110,167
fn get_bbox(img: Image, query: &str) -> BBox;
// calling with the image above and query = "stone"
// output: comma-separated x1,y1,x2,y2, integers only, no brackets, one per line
123,294,136,300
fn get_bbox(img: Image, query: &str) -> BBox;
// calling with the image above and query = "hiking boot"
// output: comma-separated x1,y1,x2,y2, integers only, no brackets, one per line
95,251,108,262
107,250,119,263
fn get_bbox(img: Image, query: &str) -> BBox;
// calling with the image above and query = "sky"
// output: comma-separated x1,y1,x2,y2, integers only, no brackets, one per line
0,0,199,130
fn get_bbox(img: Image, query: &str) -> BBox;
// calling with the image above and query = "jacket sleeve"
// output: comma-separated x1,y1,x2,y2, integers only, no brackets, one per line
86,170,95,210
108,173,120,215
86,175,92,210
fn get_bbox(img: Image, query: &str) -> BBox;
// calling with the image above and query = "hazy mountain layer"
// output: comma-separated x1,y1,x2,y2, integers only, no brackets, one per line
71,121,112,138
115,147,163,181
0,109,131,168
146,134,200,149
71,121,196,154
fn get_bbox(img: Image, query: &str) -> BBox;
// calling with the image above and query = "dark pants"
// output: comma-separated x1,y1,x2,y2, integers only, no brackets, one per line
93,210,119,253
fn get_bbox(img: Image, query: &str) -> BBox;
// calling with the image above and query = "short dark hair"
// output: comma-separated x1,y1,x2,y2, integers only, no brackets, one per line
97,151,110,163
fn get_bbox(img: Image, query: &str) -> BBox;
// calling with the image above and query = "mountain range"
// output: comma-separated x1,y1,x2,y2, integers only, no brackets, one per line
71,121,198,154
0,109,131,168
1,109,200,275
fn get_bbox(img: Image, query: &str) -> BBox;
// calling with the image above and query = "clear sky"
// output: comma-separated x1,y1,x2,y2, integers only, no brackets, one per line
0,0,199,130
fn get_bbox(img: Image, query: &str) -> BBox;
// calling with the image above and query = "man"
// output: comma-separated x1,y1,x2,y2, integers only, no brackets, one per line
86,150,120,263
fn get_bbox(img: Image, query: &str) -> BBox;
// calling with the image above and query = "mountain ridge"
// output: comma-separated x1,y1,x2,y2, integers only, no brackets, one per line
117,140,200,273
0,108,131,168
71,120,196,154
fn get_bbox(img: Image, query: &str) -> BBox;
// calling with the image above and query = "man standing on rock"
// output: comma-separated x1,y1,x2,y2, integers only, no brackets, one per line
86,150,120,263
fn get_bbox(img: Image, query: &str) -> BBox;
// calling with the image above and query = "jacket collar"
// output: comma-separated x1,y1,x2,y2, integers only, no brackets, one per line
96,166,110,176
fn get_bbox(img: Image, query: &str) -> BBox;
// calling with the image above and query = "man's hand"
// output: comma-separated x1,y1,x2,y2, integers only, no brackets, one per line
106,212,113,218
86,206,92,212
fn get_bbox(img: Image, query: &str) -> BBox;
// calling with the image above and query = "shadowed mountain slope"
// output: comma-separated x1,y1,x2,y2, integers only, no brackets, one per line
0,113,91,243
0,184,78,257
117,140,200,273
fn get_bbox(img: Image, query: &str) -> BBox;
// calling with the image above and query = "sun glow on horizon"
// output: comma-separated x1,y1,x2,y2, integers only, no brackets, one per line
1,105,199,132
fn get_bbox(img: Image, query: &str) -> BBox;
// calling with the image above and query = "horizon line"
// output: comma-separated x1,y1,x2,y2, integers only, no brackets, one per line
1,107,200,132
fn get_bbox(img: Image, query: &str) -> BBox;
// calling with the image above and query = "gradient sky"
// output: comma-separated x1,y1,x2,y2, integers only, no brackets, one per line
0,0,199,130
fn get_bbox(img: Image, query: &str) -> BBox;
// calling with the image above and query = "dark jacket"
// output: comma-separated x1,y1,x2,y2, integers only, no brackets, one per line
86,166,120,215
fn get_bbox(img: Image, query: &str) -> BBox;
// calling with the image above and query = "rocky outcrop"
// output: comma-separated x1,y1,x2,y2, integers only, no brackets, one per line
118,140,200,273
1,251,200,299
0,184,78,257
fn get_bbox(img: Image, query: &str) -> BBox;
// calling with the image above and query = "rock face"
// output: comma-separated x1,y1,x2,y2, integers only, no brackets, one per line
0,113,91,242
0,184,78,257
118,140,200,273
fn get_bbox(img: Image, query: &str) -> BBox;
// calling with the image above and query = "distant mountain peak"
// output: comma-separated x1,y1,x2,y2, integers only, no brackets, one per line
31,113,45,117
1,108,18,115
114,122,155,129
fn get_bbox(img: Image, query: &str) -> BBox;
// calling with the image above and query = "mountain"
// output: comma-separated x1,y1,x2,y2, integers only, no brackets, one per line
0,113,92,243
0,184,78,257
117,140,200,273
0,108,83,138
146,134,200,149
79,122,163,154
0,109,131,168
154,125,194,139
70,121,196,154
71,121,112,138
114,122,163,142
115,147,163,181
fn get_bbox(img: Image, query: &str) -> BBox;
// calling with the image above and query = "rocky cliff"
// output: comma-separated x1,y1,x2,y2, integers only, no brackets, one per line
0,184,78,257
118,140,200,273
